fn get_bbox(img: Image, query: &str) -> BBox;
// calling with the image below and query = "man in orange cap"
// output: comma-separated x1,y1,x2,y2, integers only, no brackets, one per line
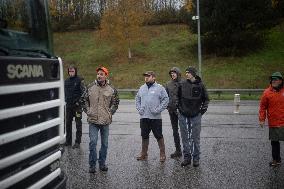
82,66,119,173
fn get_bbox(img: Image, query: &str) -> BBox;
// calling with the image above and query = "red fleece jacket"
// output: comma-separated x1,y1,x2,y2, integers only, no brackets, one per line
259,86,284,127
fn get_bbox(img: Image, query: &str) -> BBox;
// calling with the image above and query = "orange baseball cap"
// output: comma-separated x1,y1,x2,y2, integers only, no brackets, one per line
96,66,109,76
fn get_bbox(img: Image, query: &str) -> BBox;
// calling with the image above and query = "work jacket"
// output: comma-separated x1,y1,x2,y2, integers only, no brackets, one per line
178,76,209,117
83,80,119,125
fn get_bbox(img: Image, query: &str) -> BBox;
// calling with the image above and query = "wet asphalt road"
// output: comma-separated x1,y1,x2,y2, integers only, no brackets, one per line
61,100,284,189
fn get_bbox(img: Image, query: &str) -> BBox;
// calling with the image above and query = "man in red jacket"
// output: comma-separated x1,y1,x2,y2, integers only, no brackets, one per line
259,72,284,167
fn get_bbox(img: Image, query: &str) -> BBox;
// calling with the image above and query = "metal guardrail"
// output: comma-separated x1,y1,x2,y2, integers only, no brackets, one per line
207,89,264,97
118,88,264,96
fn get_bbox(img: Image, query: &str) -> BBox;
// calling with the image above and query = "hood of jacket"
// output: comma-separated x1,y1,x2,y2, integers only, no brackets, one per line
169,67,182,81
67,65,78,77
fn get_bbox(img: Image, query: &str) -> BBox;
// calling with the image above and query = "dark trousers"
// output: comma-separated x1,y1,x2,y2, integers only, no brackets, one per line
169,111,181,151
66,107,82,145
271,141,281,161
140,118,163,140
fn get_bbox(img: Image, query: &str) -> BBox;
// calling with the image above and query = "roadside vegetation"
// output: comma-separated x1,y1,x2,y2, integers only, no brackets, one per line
52,0,283,100
54,22,284,91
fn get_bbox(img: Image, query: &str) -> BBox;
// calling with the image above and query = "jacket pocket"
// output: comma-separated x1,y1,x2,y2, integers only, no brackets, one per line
150,107,160,115
192,86,201,98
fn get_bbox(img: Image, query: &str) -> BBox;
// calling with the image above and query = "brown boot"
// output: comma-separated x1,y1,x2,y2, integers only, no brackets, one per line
158,138,166,162
137,139,149,161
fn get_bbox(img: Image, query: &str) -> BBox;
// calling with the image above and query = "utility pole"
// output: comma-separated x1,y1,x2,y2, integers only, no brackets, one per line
192,0,202,78
197,0,202,78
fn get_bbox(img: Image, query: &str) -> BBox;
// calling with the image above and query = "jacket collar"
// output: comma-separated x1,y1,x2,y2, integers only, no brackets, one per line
95,79,110,87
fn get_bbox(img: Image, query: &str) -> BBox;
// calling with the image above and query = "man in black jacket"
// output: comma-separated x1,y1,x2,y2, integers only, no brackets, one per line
64,65,84,148
165,67,182,158
178,66,209,167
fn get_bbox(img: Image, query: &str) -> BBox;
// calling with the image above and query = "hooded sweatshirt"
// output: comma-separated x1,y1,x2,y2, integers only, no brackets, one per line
64,67,83,107
165,67,183,113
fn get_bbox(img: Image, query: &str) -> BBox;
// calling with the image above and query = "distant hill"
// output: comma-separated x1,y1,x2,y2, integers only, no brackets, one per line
54,23,284,89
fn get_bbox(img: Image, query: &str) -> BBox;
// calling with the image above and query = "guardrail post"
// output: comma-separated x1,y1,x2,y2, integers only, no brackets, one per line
217,91,221,99
234,94,240,113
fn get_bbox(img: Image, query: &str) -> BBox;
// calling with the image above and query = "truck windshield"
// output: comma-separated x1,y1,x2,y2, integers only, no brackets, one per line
0,0,53,57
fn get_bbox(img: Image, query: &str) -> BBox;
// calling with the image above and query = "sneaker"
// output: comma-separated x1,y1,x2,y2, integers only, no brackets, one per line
72,143,80,149
170,151,182,158
181,159,191,167
269,160,281,167
99,165,108,172
89,167,96,173
193,160,200,167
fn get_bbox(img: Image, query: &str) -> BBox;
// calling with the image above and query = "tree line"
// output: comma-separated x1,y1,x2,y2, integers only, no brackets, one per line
49,0,283,56
49,0,185,31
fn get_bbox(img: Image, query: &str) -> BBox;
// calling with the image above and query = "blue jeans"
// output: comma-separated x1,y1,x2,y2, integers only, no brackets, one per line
89,123,109,168
178,113,201,161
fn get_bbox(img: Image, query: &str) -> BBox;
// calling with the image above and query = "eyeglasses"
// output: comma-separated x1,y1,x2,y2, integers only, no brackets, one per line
69,70,75,73
271,78,280,81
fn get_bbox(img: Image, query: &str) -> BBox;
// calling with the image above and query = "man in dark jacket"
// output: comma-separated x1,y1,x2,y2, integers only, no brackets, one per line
64,65,84,148
165,67,182,158
178,66,209,167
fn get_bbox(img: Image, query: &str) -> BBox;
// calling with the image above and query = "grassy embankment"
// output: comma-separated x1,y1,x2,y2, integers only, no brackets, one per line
54,23,284,100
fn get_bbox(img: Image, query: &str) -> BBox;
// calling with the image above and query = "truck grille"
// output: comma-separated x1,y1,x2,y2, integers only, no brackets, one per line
0,107,58,135
0,88,59,110
0,57,64,188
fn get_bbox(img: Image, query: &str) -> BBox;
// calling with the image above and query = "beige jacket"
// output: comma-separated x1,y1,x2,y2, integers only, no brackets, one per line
83,80,119,125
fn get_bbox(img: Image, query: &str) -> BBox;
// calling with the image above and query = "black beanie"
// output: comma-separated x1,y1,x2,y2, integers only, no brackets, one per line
186,66,197,77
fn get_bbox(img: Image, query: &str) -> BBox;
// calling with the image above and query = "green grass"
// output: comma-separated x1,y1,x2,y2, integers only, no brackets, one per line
53,23,284,90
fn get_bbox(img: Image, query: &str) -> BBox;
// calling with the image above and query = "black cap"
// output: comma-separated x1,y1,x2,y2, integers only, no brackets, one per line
185,66,197,77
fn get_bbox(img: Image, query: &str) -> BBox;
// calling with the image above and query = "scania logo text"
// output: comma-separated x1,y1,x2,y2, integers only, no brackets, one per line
7,64,44,79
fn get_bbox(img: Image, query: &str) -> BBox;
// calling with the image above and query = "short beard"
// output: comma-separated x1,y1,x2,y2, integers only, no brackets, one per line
272,82,283,91
97,80,106,86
